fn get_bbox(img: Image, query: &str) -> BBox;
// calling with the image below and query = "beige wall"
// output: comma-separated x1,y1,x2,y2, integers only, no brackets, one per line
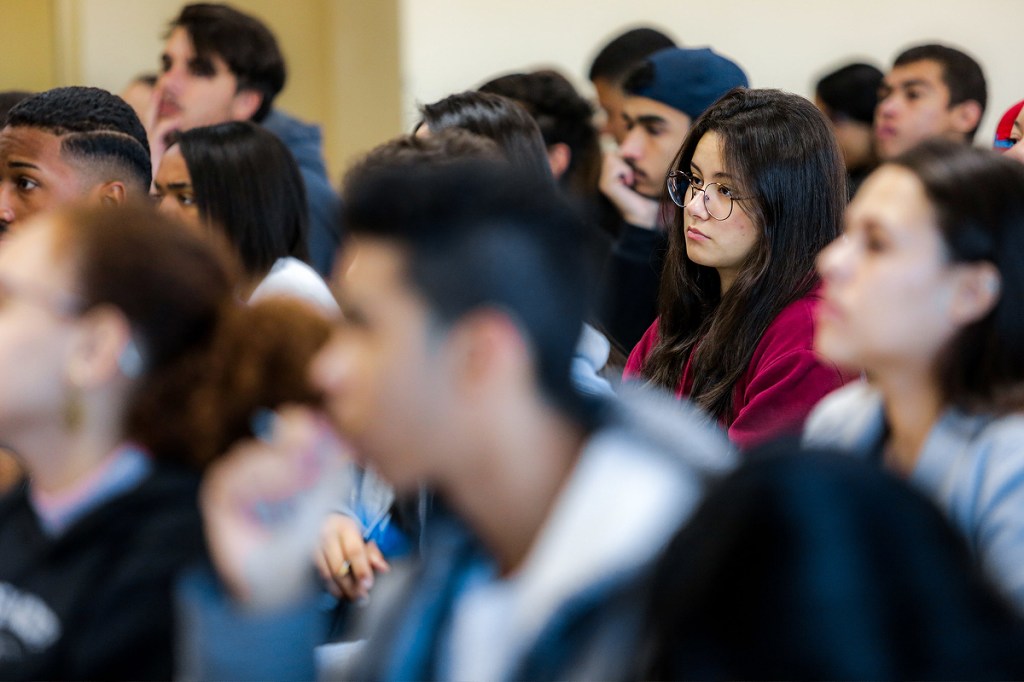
399,0,1024,148
37,0,402,183
10,1,1020,178
0,0,58,91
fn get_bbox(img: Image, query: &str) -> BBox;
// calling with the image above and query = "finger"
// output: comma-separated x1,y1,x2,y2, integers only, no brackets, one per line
366,541,391,573
340,535,374,595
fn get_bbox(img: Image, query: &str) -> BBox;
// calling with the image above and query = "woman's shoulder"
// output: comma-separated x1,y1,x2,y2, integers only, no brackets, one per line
802,381,882,451
756,287,822,351
250,257,337,313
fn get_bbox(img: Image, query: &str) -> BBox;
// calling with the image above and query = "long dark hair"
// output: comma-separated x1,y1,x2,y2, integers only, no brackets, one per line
641,89,846,422
174,120,308,278
893,141,1024,413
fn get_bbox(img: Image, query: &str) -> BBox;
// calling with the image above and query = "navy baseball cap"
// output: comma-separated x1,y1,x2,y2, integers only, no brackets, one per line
626,47,749,120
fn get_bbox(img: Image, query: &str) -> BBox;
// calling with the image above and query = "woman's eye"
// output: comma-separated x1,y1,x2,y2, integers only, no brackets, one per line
179,194,195,207
15,177,38,191
718,185,735,198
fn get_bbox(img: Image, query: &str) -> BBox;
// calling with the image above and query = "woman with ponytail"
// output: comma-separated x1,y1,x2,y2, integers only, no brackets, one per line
0,203,330,680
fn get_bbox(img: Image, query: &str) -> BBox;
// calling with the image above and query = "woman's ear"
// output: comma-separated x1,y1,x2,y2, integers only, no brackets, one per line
65,306,135,389
546,143,572,180
949,261,1001,326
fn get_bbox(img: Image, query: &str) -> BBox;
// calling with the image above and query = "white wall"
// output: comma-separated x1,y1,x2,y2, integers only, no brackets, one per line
399,0,1024,146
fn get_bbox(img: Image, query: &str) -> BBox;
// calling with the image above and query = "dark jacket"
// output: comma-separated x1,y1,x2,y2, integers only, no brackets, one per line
0,465,205,680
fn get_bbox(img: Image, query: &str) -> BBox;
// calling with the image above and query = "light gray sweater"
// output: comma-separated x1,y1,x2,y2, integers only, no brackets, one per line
805,381,1024,611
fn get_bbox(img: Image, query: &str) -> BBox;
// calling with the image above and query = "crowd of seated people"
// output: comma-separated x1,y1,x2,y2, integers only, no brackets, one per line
2,3,1024,679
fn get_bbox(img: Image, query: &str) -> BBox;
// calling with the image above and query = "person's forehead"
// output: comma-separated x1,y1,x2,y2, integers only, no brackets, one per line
622,94,686,122
165,26,234,74
886,59,946,89
0,126,69,167
336,237,412,298
0,214,59,274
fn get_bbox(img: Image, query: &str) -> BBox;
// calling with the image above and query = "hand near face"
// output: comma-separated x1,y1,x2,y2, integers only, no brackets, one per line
599,152,660,229
200,406,353,611
145,87,181,183
315,513,390,602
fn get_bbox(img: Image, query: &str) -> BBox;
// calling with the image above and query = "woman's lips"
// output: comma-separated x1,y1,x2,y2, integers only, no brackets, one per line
686,227,710,241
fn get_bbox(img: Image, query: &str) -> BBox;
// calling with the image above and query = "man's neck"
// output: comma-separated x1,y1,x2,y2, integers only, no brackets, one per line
443,399,587,577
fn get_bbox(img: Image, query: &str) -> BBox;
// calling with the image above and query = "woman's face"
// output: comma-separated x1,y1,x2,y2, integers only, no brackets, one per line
0,216,79,441
153,144,201,232
682,131,760,293
815,165,966,374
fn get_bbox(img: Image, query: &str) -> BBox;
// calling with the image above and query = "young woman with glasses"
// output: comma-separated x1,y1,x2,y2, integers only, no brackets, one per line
624,88,853,449
806,141,1024,609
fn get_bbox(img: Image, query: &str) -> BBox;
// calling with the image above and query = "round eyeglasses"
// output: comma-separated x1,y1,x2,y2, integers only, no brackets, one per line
666,169,752,221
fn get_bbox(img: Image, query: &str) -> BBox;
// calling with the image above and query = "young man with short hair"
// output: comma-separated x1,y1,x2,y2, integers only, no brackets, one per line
875,43,987,160
0,86,152,232
152,3,341,275
588,27,676,144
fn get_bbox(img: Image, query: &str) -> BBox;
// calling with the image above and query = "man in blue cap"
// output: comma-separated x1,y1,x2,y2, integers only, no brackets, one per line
599,47,748,352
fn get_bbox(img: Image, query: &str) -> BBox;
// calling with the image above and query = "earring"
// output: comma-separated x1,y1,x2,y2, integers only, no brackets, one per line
118,339,144,379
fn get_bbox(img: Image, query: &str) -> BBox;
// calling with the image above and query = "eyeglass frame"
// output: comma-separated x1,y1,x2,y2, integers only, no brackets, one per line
666,169,754,221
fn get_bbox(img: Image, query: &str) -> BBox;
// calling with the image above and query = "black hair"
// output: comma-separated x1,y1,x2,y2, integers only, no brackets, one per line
173,120,308,278
588,27,676,84
891,140,1024,413
419,91,553,182
343,129,502,185
478,70,601,197
641,89,846,423
342,160,601,424
639,446,1024,679
894,44,987,139
169,3,286,122
816,62,884,125
5,86,152,191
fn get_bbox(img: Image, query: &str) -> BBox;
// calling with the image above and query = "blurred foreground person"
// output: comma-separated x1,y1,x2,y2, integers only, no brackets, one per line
0,203,330,679
639,449,1024,679
808,141,1024,610
191,160,736,679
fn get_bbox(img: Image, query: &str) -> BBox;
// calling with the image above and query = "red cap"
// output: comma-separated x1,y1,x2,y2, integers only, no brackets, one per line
993,100,1024,151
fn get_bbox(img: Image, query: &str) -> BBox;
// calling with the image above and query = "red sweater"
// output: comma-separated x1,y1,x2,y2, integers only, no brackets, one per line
624,289,853,450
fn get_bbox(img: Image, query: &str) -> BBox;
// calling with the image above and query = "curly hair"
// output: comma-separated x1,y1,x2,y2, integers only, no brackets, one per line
51,203,330,469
